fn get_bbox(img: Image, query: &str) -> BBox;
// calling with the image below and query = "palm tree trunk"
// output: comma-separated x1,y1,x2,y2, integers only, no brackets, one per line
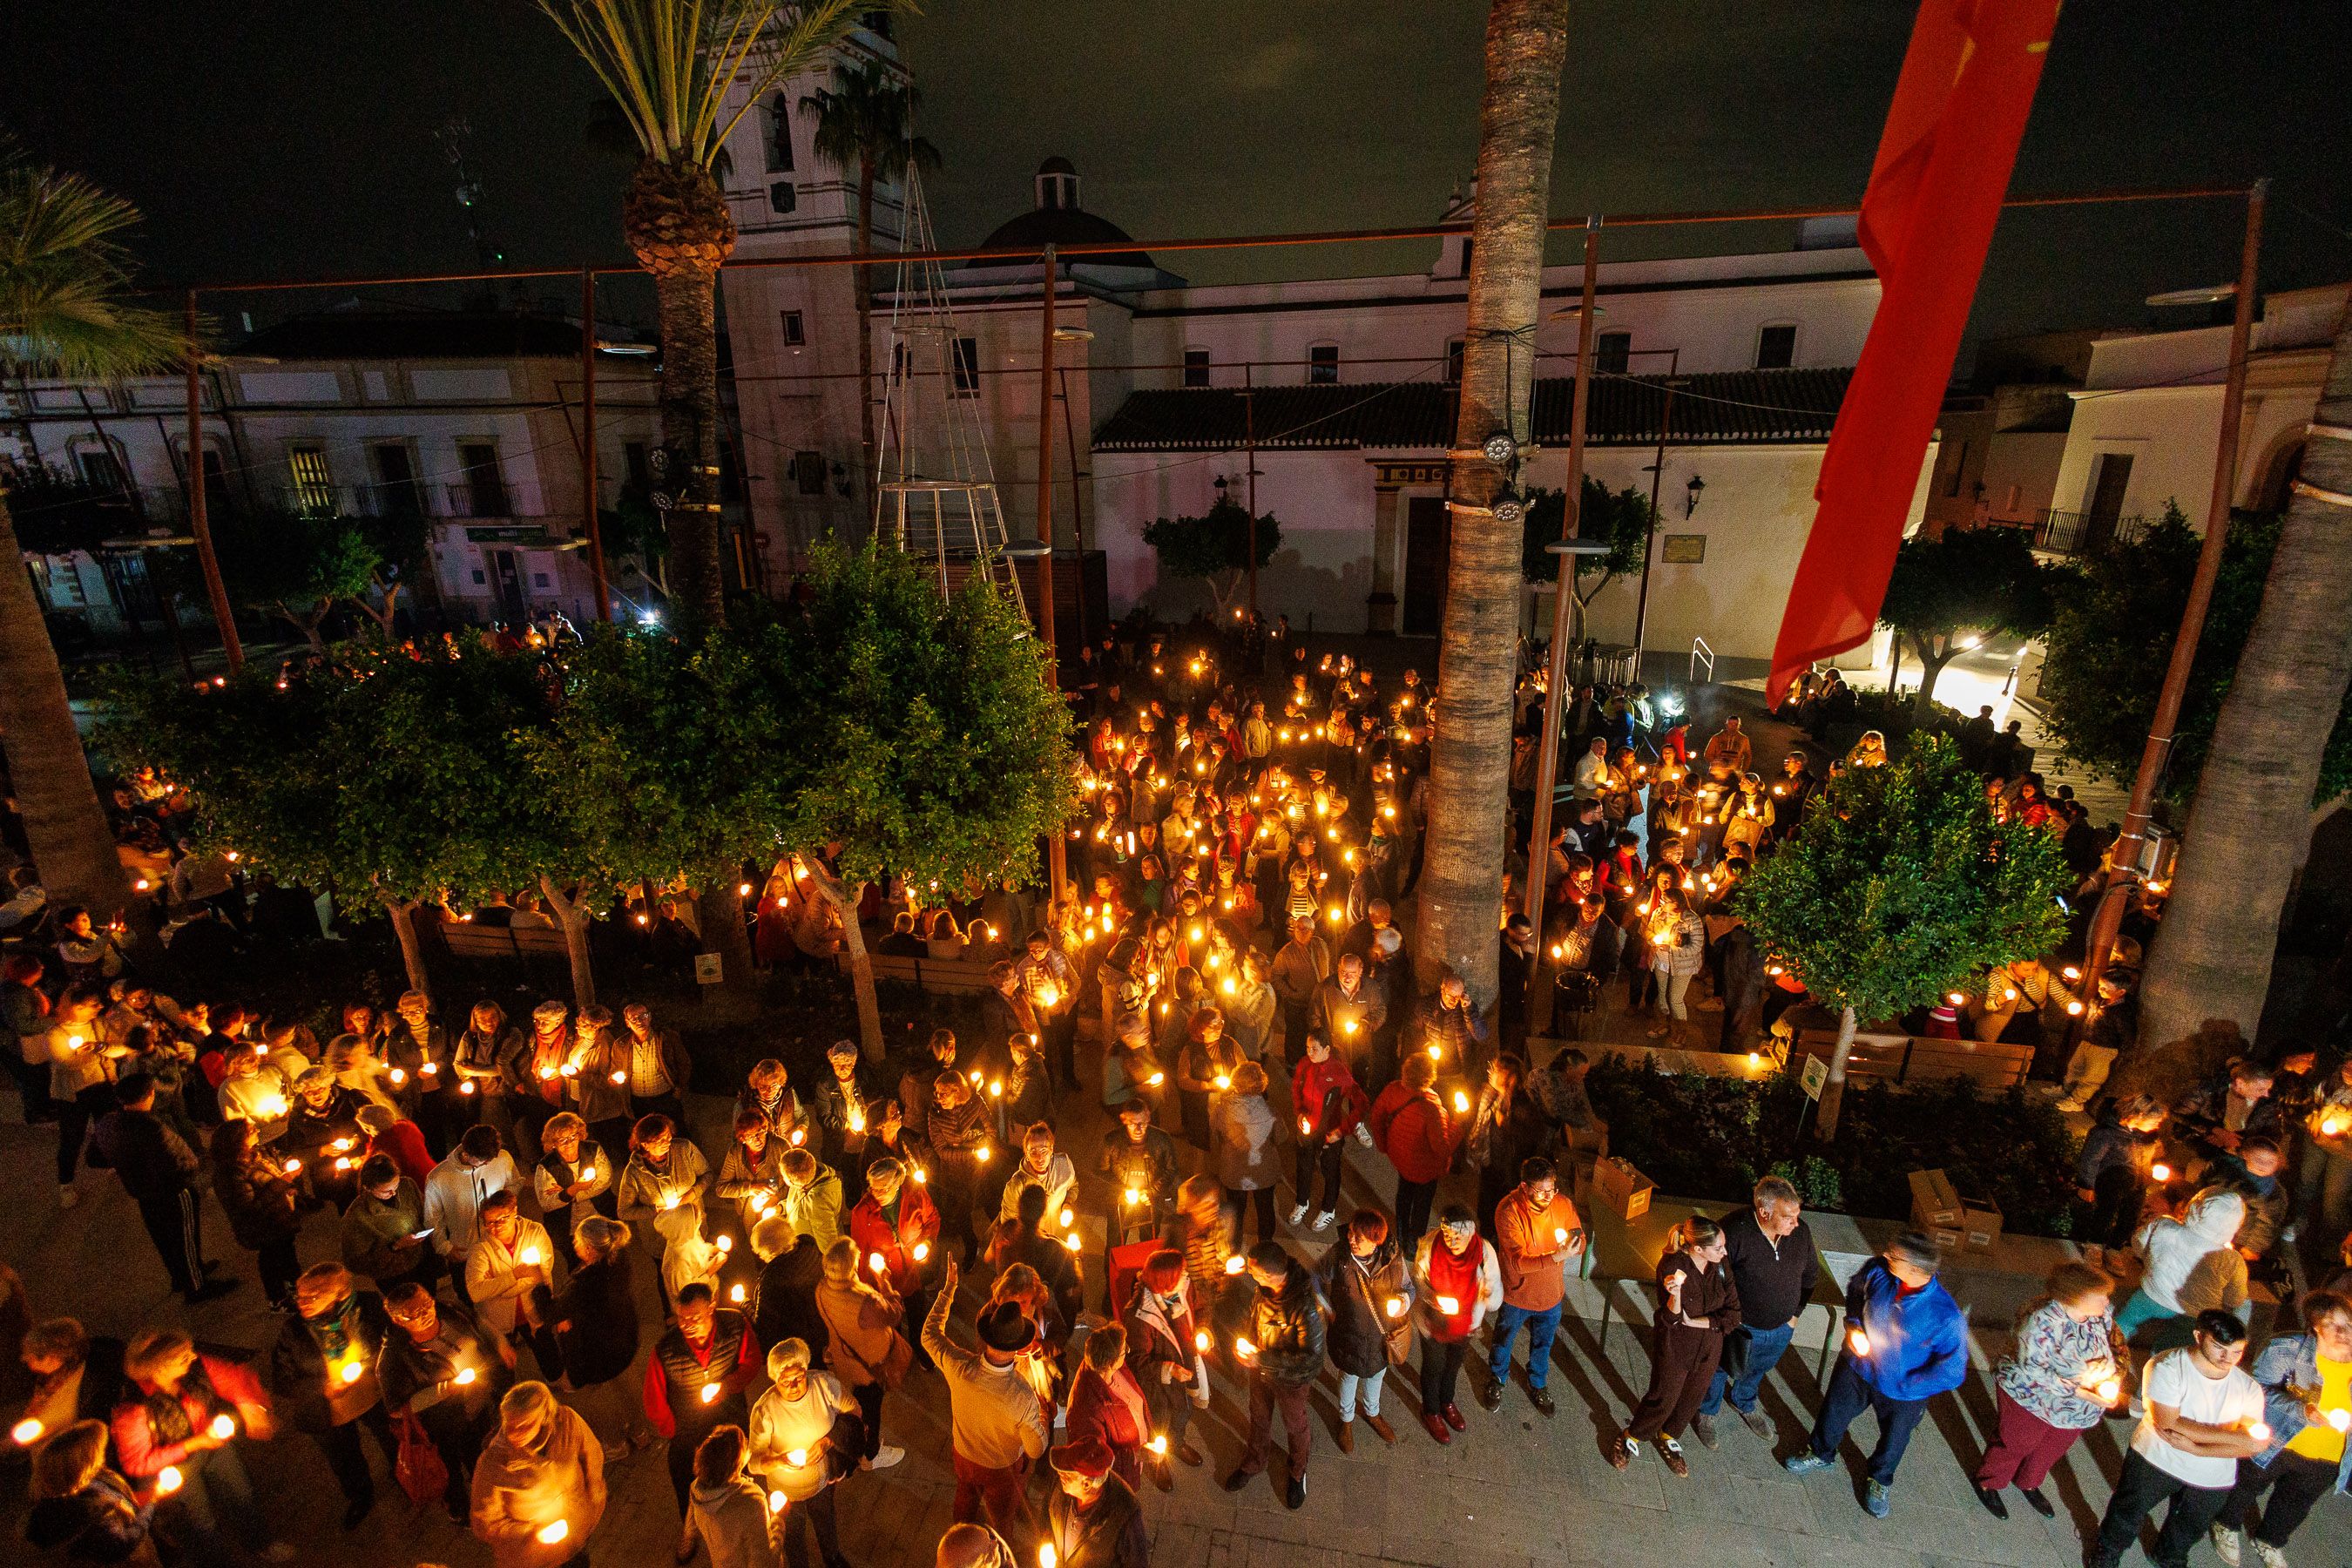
652,263,727,625
0,489,138,925
1416,0,1572,1005
855,159,877,530
540,875,598,1010
2139,301,2352,1052
1815,1003,1858,1141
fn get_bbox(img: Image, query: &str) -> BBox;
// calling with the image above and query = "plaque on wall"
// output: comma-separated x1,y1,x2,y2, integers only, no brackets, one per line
1661,534,1706,564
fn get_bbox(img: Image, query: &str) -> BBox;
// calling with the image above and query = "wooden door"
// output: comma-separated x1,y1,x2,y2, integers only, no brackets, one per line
1401,496,1450,636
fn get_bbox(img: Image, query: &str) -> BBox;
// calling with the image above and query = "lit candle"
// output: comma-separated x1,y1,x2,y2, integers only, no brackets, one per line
340,1361,364,1384
1233,1337,1256,1359
611,1070,627,1085
389,1068,407,1086
282,1158,303,1175
910,1241,930,1262
11,1417,44,1444
870,1252,889,1274
1147,1434,1168,1456
769,1490,787,1514
2094,1377,2121,1402
977,1146,992,1164
1040,1545,1058,1568
1554,1227,1570,1245
536,1520,569,1545
1384,1297,1404,1320
715,1233,733,1254
729,1283,747,1303
2151,1163,2172,1183
1225,1255,1246,1275
1848,1328,1871,1356
700,1382,720,1404
519,1245,544,1267
455,1368,477,1387
2248,1419,2272,1443
459,1080,476,1096
1451,1090,1470,1113
1437,1295,1460,1315
1300,1117,1315,1136
1063,1232,1082,1253
2327,1408,2352,1434
786,1447,808,1468
1213,1074,1232,1091
1194,1330,1213,1351
157,1465,185,1496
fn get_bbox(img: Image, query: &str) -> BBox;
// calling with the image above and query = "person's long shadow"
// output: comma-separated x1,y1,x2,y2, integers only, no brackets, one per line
1551,1286,1644,1456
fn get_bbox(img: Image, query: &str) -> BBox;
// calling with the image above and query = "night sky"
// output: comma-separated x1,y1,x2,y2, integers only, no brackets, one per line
7,2,2347,350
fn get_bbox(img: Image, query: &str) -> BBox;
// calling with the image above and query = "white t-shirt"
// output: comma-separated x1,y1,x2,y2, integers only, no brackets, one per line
2132,1347,2265,1488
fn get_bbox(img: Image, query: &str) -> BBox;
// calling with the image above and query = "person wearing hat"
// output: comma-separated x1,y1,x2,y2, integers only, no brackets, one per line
1121,1247,1208,1476
923,1256,1047,1540
1047,1436,1147,1568
1220,1240,1328,1509
470,1380,605,1568
747,1338,856,1568
341,1151,440,1294
643,1281,758,1559
1783,1232,1969,1517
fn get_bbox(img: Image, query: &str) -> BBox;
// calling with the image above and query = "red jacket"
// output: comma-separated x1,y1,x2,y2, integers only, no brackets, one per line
848,1185,942,1295
1064,1363,1152,1487
1370,1083,1459,1185
370,1120,435,1188
1292,1055,1369,1142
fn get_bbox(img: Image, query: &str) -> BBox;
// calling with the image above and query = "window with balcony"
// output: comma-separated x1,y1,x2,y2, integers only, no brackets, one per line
287,446,335,515
1307,343,1339,385
1755,322,1797,370
453,442,510,518
1445,338,1465,384
1595,330,1632,376
765,95,795,172
1183,348,1210,389
368,443,426,517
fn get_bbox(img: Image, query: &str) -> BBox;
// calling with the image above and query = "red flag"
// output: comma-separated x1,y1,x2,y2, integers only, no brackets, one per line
1767,0,2060,705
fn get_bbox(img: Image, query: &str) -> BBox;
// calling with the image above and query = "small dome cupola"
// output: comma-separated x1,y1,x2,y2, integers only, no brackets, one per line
1036,156,1080,212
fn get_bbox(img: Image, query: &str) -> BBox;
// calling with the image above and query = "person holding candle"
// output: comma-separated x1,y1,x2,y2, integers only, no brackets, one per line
1097,1098,1179,1252
814,1237,910,1470
213,1045,293,1146
340,1151,439,1294
1411,1204,1502,1445
685,1424,781,1568
1270,915,1332,1070
544,1217,647,1454
615,1112,706,1229
1288,1032,1369,1234
1782,1233,1968,1518
619,1001,692,1136
2076,1094,2167,1260
2173,1059,2286,1168
645,1281,759,1558
1488,1157,1583,1421
107,1328,282,1559
812,1040,871,1181
1218,1240,1327,1509
449,1001,520,1144
927,1071,993,1268
1310,952,1383,1085
423,1124,523,1305
1121,1248,1207,1475
1047,1436,1149,1568
1370,1054,1464,1247
715,1109,788,1238
510,1002,572,1162
1613,1215,1738,1475
1970,1260,2127,1519
209,1119,304,1309
470,1381,605,1568
466,1191,556,1340
16,1320,128,1455
2088,1311,2269,1568
2212,1287,2352,1565
848,1157,942,1329
267,1261,396,1530
747,1212,828,1360
1211,1060,1281,1249
1317,1208,1411,1451
924,1256,1049,1541
1693,1176,1818,1448
383,990,454,1156
23,1418,159,1565
381,1282,512,1524
747,1338,857,1568
1642,883,1707,1044
44,985,123,1209
1065,1322,1153,1491
777,1147,847,1254
1000,1122,1080,1228
560,1005,632,1158
283,1065,369,1211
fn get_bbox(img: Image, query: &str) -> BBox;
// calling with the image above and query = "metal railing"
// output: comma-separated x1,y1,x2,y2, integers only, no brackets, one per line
2033,508,2146,558
444,480,515,519
1690,634,1715,686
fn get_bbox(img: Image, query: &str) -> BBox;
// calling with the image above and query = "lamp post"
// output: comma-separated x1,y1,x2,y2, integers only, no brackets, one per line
1525,536,1612,1034
1004,537,1065,899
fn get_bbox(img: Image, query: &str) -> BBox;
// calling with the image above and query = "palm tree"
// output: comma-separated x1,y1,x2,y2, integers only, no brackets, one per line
1416,0,1572,1005
2139,299,2352,1053
802,60,941,516
0,159,184,927
535,0,869,625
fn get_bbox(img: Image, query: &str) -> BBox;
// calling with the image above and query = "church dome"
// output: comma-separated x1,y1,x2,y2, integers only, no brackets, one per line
966,158,1149,268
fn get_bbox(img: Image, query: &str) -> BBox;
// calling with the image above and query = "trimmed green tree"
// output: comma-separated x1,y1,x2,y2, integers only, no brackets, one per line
104,638,563,998
2038,500,2352,808
1738,734,2071,1138
771,544,1077,1059
1520,476,1651,631
1141,493,1281,614
1877,524,2060,711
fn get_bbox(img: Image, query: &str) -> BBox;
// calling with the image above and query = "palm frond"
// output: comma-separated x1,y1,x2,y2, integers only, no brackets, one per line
0,164,186,380
536,0,883,171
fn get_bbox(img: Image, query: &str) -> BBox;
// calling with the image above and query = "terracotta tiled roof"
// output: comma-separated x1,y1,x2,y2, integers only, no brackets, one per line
1092,368,1851,452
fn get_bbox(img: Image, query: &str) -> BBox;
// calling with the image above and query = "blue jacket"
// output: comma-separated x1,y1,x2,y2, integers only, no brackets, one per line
2246,1333,2352,1495
1845,1258,1968,1402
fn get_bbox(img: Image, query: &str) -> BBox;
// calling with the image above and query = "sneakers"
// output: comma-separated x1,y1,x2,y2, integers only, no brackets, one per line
1863,1478,1890,1518
1354,1124,1374,1149
867,1444,903,1470
1974,1485,2009,1519
2210,1524,2241,1568
1608,1436,1636,1470
1659,1438,1690,1477
1312,1210,1335,1233
1288,1203,1309,1226
1473,1378,1503,1414
1739,1406,1774,1441
1782,1452,1833,1476
1528,1385,1555,1417
1690,1413,1718,1450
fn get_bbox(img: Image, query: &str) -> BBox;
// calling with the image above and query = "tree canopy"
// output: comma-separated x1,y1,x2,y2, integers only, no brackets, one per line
1141,493,1281,610
1519,476,1651,592
1877,524,2059,707
2038,501,2352,806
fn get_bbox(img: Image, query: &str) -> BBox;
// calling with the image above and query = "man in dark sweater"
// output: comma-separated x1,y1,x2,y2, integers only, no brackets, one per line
1692,1175,1815,1447
93,1071,237,1302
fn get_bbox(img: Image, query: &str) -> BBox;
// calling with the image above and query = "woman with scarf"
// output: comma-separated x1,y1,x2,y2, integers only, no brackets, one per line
509,1002,572,1162
561,1006,633,1159
1317,1208,1412,1450
267,1262,396,1529
449,1001,522,1145
735,1059,808,1152
1411,1204,1502,1445
385,990,454,1157
617,1113,711,1227
714,1109,787,1240
1120,1249,1208,1482
470,1381,605,1568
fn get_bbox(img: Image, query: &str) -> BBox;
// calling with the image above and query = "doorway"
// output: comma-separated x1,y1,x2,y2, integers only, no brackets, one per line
2084,452,2132,551
488,549,528,628
1401,496,1450,636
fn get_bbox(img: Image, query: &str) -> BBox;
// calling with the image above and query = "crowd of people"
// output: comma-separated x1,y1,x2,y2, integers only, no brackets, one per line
4,618,2350,1568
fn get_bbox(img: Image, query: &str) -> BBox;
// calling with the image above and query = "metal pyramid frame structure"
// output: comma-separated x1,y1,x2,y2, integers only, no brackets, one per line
872,163,1025,612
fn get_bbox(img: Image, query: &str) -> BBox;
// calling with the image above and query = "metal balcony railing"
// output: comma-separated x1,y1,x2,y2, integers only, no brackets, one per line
2033,508,2146,558
444,479,514,519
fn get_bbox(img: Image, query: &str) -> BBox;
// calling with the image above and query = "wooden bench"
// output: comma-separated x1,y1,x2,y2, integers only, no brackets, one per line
437,920,569,963
841,950,1000,997
1791,1027,2033,1092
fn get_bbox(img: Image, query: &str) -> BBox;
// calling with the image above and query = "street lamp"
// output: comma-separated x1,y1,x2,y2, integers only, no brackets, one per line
1003,537,1064,896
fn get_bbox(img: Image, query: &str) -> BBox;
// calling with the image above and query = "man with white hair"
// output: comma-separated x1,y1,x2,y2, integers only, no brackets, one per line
1693,1175,1818,1448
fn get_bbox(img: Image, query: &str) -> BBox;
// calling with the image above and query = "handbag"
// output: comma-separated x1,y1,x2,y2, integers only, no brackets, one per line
1351,1257,1414,1369
393,1412,449,1507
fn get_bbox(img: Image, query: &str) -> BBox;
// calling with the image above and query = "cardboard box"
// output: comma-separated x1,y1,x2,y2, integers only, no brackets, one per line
1907,1168,2003,1251
1592,1157,1654,1220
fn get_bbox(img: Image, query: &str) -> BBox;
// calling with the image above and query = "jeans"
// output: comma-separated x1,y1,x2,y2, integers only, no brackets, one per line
2221,1450,2339,1550
1336,1369,1385,1420
165,1441,268,1559
2092,1450,2231,1567
1700,1321,1794,1416
1488,1301,1562,1390
1659,969,1695,1022
1807,1352,1930,1486
1226,1185,1276,1249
